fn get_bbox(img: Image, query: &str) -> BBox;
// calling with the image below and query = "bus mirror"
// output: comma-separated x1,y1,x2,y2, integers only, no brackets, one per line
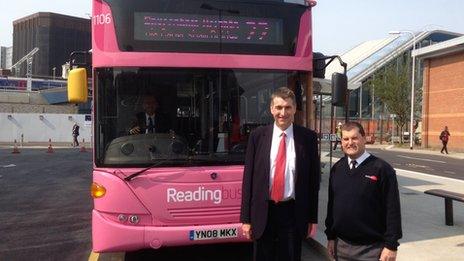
313,52,326,78
67,68,88,103
331,73,347,107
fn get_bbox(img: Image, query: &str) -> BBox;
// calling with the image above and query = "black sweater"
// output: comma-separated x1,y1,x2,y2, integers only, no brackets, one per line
325,154,402,250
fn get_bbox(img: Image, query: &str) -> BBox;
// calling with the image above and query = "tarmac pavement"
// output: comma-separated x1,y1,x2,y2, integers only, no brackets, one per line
368,143,464,160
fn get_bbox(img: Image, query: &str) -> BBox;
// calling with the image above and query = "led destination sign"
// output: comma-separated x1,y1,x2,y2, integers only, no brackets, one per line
134,12,283,45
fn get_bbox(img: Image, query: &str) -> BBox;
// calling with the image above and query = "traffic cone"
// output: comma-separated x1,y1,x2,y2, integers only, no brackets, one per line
47,138,54,153
12,139,20,154
80,138,87,152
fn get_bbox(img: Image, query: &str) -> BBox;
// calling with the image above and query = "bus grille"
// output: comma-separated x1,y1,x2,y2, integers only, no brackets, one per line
168,206,241,219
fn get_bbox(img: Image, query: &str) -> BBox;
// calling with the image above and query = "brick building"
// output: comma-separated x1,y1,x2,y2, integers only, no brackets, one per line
12,12,90,78
413,36,464,151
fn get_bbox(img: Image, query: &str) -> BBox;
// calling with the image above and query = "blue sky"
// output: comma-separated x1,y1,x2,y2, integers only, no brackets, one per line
1,0,463,55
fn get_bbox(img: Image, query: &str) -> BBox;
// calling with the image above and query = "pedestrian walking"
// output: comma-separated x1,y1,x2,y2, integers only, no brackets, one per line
332,122,342,150
439,126,450,154
72,123,80,147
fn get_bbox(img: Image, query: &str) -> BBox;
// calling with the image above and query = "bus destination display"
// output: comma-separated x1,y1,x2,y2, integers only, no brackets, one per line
134,12,283,45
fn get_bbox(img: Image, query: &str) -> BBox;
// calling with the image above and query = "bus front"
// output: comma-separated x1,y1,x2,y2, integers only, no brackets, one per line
78,0,316,252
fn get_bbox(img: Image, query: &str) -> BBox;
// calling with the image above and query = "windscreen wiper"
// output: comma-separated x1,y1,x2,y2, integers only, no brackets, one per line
124,160,167,181
124,156,221,181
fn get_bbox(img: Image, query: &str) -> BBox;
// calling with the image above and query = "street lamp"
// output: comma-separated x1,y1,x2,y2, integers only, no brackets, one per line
389,30,416,150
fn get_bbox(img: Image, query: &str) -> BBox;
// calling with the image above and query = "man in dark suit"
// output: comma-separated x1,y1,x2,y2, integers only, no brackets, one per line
240,87,320,261
129,94,171,134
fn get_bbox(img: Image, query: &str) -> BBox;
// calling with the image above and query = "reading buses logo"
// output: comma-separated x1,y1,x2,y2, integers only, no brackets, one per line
167,186,241,204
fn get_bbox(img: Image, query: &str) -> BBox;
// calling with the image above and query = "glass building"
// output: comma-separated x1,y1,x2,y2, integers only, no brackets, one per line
322,30,461,139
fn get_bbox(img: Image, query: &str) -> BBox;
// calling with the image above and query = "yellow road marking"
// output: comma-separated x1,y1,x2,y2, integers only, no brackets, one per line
88,251,99,261
88,251,125,261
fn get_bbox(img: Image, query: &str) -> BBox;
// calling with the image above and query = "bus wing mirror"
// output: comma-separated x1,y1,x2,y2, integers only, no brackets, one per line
313,52,326,78
331,73,347,107
67,68,88,103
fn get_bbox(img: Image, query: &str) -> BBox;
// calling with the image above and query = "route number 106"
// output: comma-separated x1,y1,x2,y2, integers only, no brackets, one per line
93,14,112,25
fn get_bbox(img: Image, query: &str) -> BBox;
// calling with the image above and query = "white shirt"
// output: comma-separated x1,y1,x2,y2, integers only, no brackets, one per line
347,150,370,169
269,123,296,200
145,113,155,134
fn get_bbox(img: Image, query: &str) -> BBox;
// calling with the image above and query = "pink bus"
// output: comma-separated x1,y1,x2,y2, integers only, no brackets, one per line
68,0,318,252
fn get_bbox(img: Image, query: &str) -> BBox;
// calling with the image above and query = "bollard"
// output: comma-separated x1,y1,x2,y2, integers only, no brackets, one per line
46,138,54,153
80,138,87,152
12,139,20,154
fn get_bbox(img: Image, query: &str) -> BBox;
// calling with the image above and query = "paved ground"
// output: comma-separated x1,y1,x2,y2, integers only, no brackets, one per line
0,148,93,261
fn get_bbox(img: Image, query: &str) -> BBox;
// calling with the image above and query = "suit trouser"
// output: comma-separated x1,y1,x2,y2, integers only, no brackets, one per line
254,200,301,261
334,238,383,261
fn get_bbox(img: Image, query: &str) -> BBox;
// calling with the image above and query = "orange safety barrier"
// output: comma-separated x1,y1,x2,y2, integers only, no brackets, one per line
80,138,87,152
12,139,20,154
46,138,54,153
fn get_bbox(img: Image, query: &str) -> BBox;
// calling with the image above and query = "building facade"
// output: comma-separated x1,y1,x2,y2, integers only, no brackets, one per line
413,36,464,151
322,30,462,144
0,46,13,69
12,12,90,78
5,46,13,69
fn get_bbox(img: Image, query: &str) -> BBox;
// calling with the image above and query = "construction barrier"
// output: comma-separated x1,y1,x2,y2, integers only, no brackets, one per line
12,139,20,154
46,138,54,153
80,138,87,152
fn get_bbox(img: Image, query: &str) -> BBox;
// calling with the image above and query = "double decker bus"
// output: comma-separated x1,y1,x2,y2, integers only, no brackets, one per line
68,0,319,252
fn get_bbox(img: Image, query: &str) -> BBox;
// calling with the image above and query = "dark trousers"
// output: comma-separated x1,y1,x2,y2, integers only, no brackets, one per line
73,135,79,146
334,238,383,261
441,141,448,154
254,200,301,261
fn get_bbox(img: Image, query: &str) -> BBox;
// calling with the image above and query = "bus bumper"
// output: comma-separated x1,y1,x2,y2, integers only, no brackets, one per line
92,210,249,252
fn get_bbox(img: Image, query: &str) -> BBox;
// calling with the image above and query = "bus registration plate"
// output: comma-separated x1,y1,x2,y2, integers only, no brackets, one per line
189,228,238,240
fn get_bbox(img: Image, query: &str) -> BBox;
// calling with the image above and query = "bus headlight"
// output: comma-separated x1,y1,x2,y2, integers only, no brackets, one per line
91,182,106,198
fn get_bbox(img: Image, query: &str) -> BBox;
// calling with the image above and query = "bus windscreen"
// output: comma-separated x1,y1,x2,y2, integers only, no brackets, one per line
134,12,283,45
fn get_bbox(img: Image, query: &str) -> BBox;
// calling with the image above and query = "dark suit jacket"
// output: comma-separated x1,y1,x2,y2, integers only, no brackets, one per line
130,112,171,134
240,124,320,239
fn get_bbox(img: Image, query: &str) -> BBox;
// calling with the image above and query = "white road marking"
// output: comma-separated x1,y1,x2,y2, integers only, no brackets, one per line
444,171,456,175
396,168,464,183
2,164,16,168
405,163,429,169
397,155,446,163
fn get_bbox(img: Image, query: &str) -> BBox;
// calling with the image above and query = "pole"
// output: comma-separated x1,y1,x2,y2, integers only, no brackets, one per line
409,35,416,150
389,30,416,149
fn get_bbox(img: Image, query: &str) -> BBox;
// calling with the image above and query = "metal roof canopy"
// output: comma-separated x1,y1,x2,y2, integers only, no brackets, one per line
324,30,462,90
412,35,464,59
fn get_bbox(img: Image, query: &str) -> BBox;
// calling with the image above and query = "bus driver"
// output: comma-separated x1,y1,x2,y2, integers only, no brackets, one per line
129,94,171,134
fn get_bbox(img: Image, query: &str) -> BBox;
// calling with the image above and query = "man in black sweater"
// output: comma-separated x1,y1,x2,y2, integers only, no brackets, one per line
325,122,402,261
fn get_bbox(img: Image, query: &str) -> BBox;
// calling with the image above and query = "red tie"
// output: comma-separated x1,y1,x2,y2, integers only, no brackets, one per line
271,132,286,202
